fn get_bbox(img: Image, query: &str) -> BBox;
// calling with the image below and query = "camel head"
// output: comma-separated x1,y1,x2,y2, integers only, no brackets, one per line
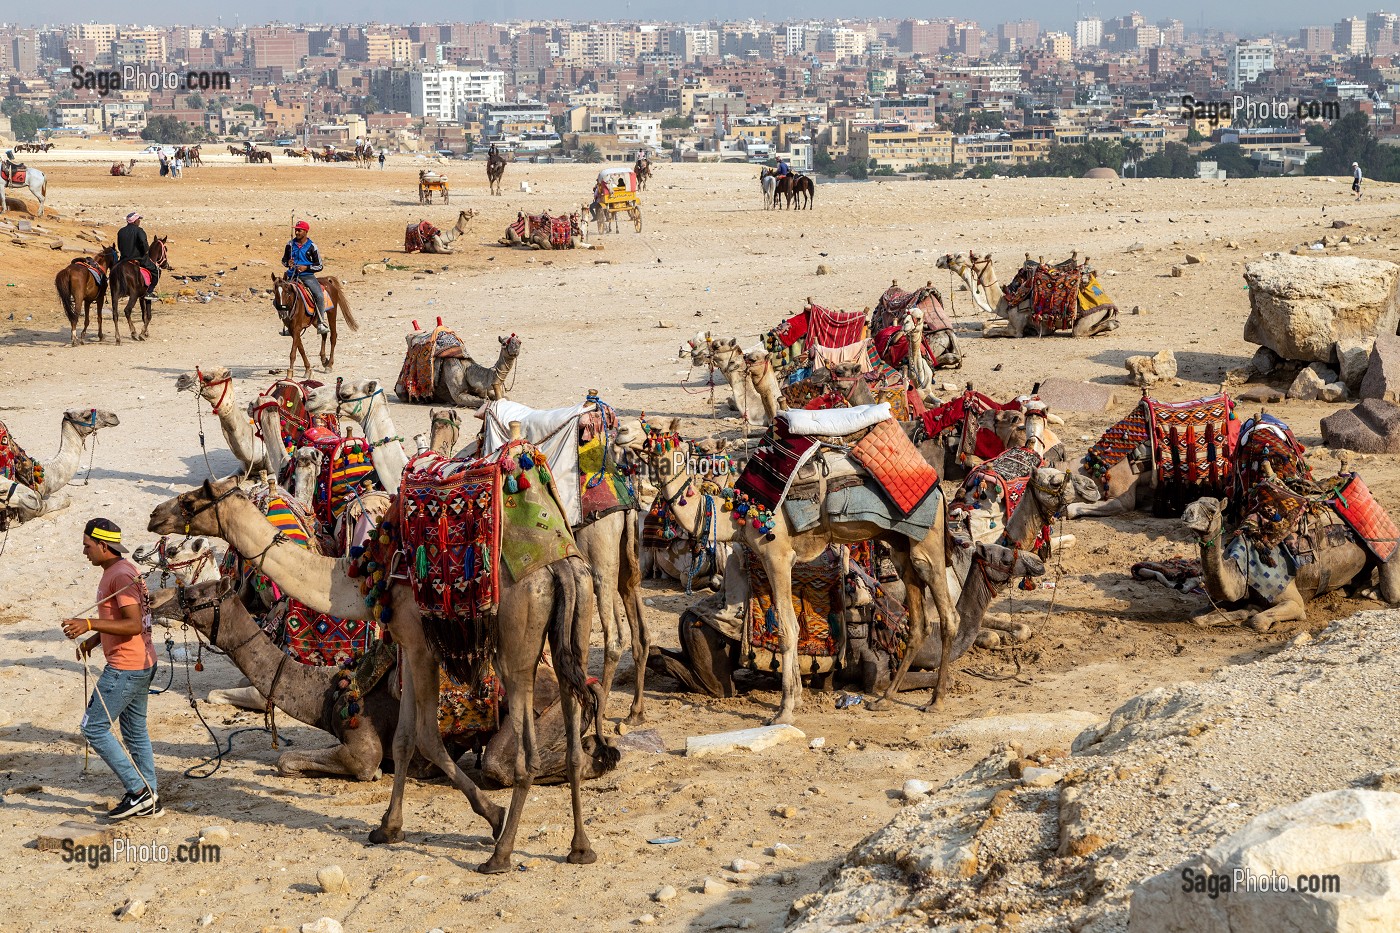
333,378,383,423
148,476,243,537
458,209,477,223
977,541,1046,582
1181,497,1225,539
498,333,522,361
147,577,236,631
289,446,324,496
64,408,120,438
684,331,716,366
176,366,233,404
1030,467,1101,512
641,417,689,485
429,408,462,456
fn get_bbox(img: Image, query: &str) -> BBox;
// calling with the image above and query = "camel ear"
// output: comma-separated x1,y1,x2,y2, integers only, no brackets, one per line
201,477,216,498
365,378,381,393
1220,497,1230,513
499,335,507,345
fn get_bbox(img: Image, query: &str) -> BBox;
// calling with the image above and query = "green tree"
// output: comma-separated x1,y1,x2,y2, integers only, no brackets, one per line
847,160,868,179
185,93,204,110
1305,112,1397,181
661,114,694,129
141,115,203,144
1136,142,1196,178
5,98,46,142
1201,143,1259,178
1185,127,1205,144
813,148,837,176
578,143,604,163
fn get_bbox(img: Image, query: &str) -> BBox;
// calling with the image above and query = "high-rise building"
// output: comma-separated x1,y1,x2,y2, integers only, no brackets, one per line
1299,26,1334,53
11,33,37,74
119,28,166,64
997,20,1039,46
1334,16,1366,54
1075,18,1103,49
818,26,867,59
1227,41,1274,90
410,69,506,120
1042,32,1072,60
74,23,117,57
247,27,308,71
1157,20,1185,46
897,20,951,56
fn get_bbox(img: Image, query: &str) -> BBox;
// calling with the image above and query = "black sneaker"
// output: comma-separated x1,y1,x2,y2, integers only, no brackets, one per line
108,788,162,821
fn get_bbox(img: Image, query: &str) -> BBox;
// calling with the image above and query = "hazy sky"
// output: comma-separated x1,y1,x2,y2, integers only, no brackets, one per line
16,2,1344,35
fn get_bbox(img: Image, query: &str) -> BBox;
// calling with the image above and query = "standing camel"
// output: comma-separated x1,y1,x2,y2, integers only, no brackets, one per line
486,149,507,196
54,248,116,346
269,275,357,377
148,473,615,873
641,420,957,722
1,408,120,521
331,377,410,493
108,236,172,342
175,366,270,475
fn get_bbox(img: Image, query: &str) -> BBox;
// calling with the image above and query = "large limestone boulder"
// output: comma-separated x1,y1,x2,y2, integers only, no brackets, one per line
1243,255,1400,364
1128,789,1400,932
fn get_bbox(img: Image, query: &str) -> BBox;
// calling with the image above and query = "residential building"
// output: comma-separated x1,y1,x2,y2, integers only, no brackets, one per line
1227,41,1274,90
74,23,117,58
119,28,166,64
1075,18,1103,49
1334,17,1365,55
248,27,308,70
1042,32,1072,61
1299,26,1334,54
850,125,954,171
897,20,951,56
410,69,507,120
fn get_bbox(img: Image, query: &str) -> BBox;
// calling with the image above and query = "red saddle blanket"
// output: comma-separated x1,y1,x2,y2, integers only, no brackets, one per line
395,325,466,402
1,167,25,185
957,445,1043,524
872,323,934,370
1146,393,1238,517
255,378,339,455
0,420,44,489
1328,473,1399,563
745,546,843,673
850,418,940,515
404,220,440,253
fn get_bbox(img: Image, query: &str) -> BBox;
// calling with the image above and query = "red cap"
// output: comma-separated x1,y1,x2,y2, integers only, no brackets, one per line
294,221,310,231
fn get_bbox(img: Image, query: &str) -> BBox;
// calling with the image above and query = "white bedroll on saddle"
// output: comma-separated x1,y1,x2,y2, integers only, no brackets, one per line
768,402,892,510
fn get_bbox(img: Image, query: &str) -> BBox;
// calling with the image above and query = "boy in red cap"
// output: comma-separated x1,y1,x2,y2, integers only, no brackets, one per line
281,220,329,335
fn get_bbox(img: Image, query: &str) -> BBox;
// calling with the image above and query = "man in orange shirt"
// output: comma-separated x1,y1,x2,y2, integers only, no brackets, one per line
61,518,162,820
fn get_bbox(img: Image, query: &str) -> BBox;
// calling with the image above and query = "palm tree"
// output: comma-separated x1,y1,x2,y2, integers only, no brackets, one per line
1123,140,1145,179
578,143,604,163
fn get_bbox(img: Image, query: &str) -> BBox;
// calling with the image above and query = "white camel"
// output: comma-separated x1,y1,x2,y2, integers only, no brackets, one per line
6,408,121,521
331,378,409,494
936,252,997,316
177,366,270,475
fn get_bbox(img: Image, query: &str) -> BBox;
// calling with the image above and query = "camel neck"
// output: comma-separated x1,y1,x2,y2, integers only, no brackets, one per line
1197,515,1246,602
201,598,335,727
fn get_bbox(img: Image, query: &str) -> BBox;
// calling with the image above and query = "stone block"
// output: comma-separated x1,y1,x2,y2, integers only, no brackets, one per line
1334,337,1375,392
1359,334,1400,403
35,821,119,853
1320,399,1400,453
1243,255,1400,363
1287,366,1326,401
1036,378,1115,413
1236,385,1285,404
685,724,806,758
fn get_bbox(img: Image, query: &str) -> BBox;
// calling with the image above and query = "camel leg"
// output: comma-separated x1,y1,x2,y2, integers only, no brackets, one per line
871,548,931,709
756,544,801,725
620,535,650,725
1244,587,1308,632
477,647,539,874
278,741,382,782
370,659,418,844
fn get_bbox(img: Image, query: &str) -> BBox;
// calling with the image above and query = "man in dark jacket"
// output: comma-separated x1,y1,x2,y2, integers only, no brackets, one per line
116,212,160,293
281,220,328,335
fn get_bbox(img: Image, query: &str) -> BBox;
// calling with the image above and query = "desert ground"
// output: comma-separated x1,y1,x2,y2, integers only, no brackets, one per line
0,145,1393,932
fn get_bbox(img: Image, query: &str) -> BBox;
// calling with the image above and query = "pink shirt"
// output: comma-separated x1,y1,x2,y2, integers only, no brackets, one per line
97,560,156,670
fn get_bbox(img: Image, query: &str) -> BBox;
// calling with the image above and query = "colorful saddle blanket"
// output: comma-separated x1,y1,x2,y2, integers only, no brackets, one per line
394,326,466,403
870,284,953,335
735,417,820,511
744,546,844,674
1237,477,1309,554
404,220,440,253
806,304,868,370
2,166,26,185
299,425,380,538
1003,260,1100,332
958,445,1043,524
0,421,44,490
1235,413,1312,513
850,418,940,515
1328,473,1399,563
73,258,106,288
255,378,339,455
1146,394,1237,517
872,324,935,371
578,431,638,525
920,390,1015,464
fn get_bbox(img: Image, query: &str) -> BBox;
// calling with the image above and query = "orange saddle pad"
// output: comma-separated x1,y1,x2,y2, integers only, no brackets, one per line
850,418,940,515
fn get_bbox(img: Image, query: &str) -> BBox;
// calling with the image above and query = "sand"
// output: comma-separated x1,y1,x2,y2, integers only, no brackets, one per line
0,147,1394,931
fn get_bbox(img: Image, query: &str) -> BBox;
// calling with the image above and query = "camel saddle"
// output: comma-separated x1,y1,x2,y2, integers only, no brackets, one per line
1327,472,1399,563
255,378,339,455
404,221,440,253
743,545,845,674
0,420,44,490
394,326,465,403
849,419,940,515
298,425,380,542
736,405,891,513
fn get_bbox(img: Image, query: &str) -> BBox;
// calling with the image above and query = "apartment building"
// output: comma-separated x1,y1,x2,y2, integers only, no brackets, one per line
410,69,506,120
248,27,309,70
1227,41,1274,90
851,125,954,170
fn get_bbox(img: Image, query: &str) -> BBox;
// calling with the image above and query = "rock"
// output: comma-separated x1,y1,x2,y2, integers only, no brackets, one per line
686,725,805,758
1236,384,1284,403
35,820,119,852
116,899,146,921
638,914,656,925
1249,345,1280,376
1170,265,1183,277
1335,337,1376,391
816,264,829,275
1243,255,1400,364
360,262,387,275
767,843,802,860
657,320,674,329
1036,378,1116,413
730,858,760,873
1320,399,1400,453
1184,253,1203,264
1132,304,1144,315
316,865,345,894
654,885,678,902
902,780,933,800
1124,348,1177,387
199,825,230,844
1287,366,1327,400
201,914,214,927
300,920,343,933
775,804,799,818
703,877,728,895
1227,240,1240,249
808,737,826,749
1360,334,1400,403
1332,219,1352,228
1320,382,1348,403
1021,767,1063,788
1129,789,1400,932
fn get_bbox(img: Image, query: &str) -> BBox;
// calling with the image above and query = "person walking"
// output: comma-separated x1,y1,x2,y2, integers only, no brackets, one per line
378,150,386,170
61,519,162,821
1353,162,1363,200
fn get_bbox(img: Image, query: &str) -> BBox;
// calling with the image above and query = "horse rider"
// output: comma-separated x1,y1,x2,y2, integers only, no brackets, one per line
775,156,792,178
281,220,329,336
117,212,161,294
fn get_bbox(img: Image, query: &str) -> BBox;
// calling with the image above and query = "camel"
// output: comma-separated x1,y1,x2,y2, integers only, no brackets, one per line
132,535,221,590
686,334,780,427
54,248,117,347
486,148,507,195
1182,494,1400,632
150,579,616,785
0,160,46,216
427,408,461,456
110,159,135,176
642,419,957,722
973,253,1119,339
936,252,998,316
148,473,614,874
108,235,172,342
418,210,477,254
434,334,522,406
252,380,337,480
269,274,358,377
1,479,44,520
331,378,410,494
175,367,270,476
653,541,1043,698
3,408,120,521
287,446,323,510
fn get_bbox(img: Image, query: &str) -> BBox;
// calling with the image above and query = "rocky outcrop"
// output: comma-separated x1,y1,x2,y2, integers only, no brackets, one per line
1243,255,1400,364
1320,398,1400,453
787,612,1400,933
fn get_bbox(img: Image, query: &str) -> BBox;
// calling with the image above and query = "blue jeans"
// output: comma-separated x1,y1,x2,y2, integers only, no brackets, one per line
293,273,325,315
82,665,157,796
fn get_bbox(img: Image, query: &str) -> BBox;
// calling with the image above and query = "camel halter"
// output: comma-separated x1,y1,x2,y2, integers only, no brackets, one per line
64,409,100,487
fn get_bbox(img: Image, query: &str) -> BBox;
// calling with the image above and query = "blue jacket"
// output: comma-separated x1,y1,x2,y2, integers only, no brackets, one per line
282,237,323,275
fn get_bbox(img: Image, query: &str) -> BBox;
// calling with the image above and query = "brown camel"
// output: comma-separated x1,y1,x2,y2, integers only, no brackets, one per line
108,235,172,342
686,333,780,427
54,246,116,346
148,474,615,874
269,275,358,377
150,579,616,785
642,420,956,723
435,334,521,404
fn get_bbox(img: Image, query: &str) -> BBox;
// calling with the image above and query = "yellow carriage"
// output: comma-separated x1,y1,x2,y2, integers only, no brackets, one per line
418,170,449,204
588,166,642,233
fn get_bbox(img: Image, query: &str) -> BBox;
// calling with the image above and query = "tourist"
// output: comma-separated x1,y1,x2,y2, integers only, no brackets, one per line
61,519,161,821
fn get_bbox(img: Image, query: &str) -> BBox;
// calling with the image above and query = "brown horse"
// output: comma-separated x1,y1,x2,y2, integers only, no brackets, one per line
774,173,814,210
269,274,358,377
486,150,507,195
54,246,116,346
108,236,172,343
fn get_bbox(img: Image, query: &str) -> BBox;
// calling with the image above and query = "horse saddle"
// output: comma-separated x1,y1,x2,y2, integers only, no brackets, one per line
118,259,152,291
1,165,26,185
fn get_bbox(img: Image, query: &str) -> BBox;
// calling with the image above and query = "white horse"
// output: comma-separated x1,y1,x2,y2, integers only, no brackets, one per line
1,163,46,217
759,171,777,209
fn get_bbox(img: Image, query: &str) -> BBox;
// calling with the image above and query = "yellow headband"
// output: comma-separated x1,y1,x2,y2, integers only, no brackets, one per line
89,527,121,544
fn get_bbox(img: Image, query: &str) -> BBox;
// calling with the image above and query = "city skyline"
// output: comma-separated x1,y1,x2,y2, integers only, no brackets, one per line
0,5,1365,36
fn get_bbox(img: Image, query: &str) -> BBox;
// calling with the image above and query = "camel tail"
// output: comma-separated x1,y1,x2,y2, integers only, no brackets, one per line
548,559,618,773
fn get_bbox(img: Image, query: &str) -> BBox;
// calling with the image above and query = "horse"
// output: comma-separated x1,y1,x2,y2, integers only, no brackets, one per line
486,150,507,196
791,173,815,209
634,158,652,191
269,274,358,377
1,161,47,217
54,246,116,346
107,237,172,342
758,169,778,209
248,149,272,164
772,173,813,210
